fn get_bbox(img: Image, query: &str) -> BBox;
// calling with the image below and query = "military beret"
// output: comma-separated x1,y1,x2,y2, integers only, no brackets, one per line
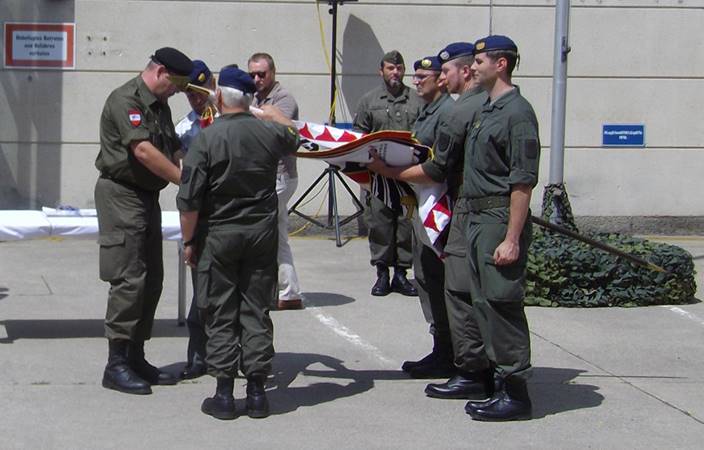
188,60,213,86
381,50,405,66
150,47,193,76
218,67,256,94
437,42,474,64
413,56,442,72
473,35,518,54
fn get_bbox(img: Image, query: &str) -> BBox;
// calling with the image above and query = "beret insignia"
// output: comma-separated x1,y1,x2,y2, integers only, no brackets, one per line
476,41,486,51
421,59,432,69
197,73,206,83
439,51,449,61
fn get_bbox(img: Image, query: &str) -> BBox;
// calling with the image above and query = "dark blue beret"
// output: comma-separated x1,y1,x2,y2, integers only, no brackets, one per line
188,60,212,86
473,35,518,54
151,47,193,76
437,42,474,64
218,67,256,94
413,56,442,72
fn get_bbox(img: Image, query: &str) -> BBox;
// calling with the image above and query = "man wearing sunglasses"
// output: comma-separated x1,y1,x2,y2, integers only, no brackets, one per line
95,47,192,395
247,52,304,311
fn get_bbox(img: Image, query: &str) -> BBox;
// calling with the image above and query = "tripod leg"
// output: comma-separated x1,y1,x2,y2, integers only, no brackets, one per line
288,169,329,214
327,169,342,247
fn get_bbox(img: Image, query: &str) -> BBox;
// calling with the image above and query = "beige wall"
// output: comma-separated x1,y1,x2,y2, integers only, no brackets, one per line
1,0,702,218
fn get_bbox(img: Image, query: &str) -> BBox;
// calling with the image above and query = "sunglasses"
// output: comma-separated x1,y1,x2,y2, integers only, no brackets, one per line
248,71,268,79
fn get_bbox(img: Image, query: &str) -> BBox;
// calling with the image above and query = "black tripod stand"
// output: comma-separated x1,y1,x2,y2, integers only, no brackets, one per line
288,0,363,247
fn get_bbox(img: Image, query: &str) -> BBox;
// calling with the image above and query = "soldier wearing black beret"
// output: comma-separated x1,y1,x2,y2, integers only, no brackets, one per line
95,47,193,395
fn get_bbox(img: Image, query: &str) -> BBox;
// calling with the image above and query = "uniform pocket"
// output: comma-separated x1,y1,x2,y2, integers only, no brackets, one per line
482,257,526,302
98,231,128,282
195,260,212,309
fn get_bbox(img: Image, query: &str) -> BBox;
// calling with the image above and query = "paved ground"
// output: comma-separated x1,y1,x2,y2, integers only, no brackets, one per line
1,234,703,449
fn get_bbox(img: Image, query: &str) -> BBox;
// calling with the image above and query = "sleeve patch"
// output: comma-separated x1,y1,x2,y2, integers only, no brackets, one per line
128,109,142,127
523,139,539,159
180,166,192,184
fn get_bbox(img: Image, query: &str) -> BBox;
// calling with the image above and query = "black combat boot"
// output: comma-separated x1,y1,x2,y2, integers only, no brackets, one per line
128,341,179,386
465,376,532,421
404,335,456,379
391,268,418,296
102,339,152,395
424,368,493,400
245,374,270,419
201,376,237,420
371,264,391,296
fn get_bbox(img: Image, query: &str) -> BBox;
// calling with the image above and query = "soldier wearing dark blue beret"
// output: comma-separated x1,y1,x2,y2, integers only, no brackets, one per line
178,65,300,420
458,35,539,421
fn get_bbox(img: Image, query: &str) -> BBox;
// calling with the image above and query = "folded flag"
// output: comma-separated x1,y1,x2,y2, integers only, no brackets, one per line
294,120,452,253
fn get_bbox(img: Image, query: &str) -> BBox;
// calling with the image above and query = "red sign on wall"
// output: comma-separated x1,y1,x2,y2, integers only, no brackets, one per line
4,22,75,69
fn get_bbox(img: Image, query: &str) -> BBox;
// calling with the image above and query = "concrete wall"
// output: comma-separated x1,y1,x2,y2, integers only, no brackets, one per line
1,0,702,220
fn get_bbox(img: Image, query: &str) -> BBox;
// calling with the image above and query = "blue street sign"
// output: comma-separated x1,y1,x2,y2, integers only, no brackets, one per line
602,124,645,147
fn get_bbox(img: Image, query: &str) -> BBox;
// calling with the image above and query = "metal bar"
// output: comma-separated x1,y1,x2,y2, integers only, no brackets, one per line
549,0,571,185
177,241,187,325
531,216,667,273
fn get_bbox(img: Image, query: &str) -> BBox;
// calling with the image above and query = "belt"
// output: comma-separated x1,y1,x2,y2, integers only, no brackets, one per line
468,195,510,212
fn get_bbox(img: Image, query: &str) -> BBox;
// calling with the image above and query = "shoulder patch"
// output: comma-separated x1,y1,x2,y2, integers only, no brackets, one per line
180,166,192,184
128,109,142,127
523,139,539,159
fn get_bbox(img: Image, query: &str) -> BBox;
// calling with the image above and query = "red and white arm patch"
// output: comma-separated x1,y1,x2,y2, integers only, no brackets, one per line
128,109,142,127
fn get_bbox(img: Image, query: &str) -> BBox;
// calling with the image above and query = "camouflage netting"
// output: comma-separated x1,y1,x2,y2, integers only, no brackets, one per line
525,184,697,307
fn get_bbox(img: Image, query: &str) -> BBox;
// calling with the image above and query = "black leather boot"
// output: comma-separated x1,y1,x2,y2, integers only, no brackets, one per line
391,268,418,296
128,341,179,386
201,376,237,420
102,339,152,395
245,374,270,419
371,265,391,296
404,335,455,379
465,376,532,421
424,369,493,400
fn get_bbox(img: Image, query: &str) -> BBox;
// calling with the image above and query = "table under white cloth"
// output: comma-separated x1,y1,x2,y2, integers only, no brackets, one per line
0,210,187,323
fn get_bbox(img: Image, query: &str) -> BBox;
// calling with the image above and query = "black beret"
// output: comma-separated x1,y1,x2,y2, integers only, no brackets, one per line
151,47,193,76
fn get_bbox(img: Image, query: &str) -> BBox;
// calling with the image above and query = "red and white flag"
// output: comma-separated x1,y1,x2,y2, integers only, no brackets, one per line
294,121,452,254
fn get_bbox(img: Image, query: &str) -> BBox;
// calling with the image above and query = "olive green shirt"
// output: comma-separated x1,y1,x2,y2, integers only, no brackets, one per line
176,112,300,227
463,87,540,213
353,82,422,133
96,76,180,191
424,87,488,200
412,93,454,148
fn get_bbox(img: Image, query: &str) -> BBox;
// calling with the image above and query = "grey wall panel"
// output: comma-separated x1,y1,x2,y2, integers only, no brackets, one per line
538,148,704,216
569,7,704,77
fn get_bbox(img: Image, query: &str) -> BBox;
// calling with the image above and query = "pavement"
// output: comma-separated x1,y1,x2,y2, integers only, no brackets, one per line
1,234,703,449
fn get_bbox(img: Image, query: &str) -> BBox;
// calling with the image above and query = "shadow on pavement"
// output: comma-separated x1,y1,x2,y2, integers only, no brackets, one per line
530,367,604,418
0,319,188,343
0,286,7,300
267,352,407,415
302,292,355,307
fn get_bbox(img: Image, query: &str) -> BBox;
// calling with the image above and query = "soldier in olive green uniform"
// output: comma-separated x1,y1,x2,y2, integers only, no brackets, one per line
403,56,456,380
353,50,422,297
95,47,192,395
177,67,300,421
462,36,540,422
424,44,495,399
